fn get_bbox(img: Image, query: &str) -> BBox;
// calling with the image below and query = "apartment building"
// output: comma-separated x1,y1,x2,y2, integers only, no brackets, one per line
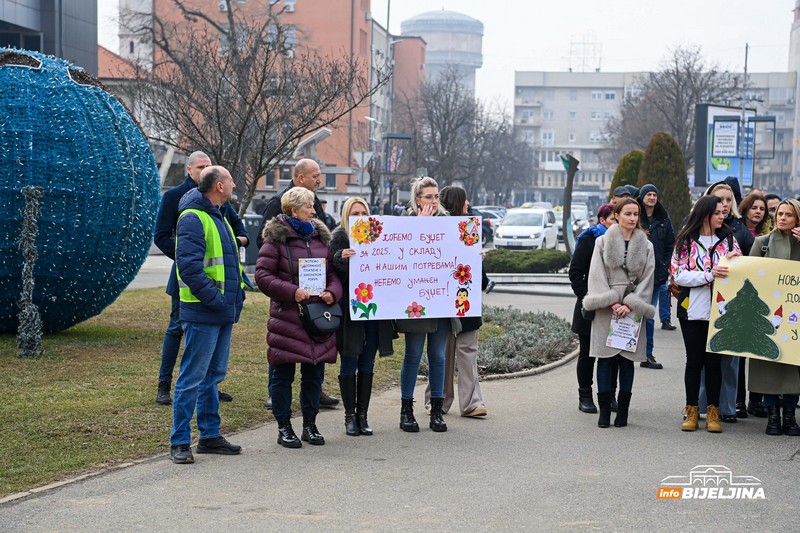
514,69,800,204
0,0,97,73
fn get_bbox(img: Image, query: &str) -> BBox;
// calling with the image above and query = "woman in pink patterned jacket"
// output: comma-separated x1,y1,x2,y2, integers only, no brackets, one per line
671,195,740,434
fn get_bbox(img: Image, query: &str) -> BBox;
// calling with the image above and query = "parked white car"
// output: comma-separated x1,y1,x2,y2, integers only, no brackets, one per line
494,207,558,250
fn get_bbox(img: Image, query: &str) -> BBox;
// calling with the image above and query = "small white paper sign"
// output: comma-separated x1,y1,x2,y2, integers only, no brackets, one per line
299,258,326,296
606,313,643,353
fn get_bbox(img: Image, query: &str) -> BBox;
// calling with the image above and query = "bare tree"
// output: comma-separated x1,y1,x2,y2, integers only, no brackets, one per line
393,70,531,203
121,0,388,215
605,46,740,170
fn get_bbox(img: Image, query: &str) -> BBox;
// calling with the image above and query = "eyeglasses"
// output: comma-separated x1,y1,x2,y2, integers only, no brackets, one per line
420,194,440,200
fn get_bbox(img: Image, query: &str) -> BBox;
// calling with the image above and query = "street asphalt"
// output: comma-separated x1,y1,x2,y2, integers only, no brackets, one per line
2,255,799,531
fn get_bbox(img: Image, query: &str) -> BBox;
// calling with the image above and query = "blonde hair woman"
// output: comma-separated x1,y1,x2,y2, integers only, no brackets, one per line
330,197,396,436
397,177,450,433
749,199,800,436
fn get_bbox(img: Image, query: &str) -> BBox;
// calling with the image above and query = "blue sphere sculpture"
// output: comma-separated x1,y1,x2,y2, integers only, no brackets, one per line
0,48,160,333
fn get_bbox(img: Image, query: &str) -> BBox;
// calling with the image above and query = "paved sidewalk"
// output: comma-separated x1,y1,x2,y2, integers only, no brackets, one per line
3,262,799,531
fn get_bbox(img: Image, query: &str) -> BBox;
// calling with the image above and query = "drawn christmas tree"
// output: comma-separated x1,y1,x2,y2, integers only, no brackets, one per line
708,279,780,360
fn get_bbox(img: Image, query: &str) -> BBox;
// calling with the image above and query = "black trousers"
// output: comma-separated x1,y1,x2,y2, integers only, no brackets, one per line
680,319,721,406
577,333,595,389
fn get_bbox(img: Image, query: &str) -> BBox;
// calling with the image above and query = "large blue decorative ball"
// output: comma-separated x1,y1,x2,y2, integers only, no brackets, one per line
0,48,160,333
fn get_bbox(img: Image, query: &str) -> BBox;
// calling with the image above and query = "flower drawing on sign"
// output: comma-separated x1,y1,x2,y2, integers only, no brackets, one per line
350,216,383,245
406,301,426,318
352,282,378,319
452,263,473,287
457,217,481,247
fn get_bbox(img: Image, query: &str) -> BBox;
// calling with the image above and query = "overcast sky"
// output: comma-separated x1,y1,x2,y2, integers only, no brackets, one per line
99,1,795,106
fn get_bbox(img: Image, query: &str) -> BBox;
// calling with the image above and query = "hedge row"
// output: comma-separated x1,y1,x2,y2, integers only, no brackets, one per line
483,248,571,274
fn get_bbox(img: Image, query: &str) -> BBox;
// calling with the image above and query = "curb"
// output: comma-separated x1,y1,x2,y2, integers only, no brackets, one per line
482,346,579,381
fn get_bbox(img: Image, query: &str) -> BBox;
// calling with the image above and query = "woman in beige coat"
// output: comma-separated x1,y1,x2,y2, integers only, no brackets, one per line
748,198,800,436
583,198,656,428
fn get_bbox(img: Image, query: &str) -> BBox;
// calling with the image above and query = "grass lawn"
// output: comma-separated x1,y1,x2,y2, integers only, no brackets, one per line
0,287,406,498
1,286,558,498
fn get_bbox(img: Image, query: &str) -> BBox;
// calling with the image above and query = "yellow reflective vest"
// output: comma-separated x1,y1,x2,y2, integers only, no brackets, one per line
176,208,243,303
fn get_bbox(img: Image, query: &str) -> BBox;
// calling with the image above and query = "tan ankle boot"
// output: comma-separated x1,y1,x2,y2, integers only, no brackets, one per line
681,405,699,431
706,405,723,433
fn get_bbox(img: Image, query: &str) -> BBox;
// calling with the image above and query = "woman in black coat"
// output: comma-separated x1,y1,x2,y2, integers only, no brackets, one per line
330,197,396,436
568,203,616,414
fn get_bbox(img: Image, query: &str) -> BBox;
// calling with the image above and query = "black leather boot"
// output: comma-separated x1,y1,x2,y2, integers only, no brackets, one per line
338,375,359,436
356,372,374,436
578,387,597,413
301,413,325,445
614,391,632,427
597,392,611,428
429,397,448,432
277,418,302,448
400,398,419,432
156,381,171,405
783,406,800,436
765,406,782,435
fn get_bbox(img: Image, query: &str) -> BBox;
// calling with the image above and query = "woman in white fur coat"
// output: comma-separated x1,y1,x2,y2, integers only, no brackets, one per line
583,198,656,428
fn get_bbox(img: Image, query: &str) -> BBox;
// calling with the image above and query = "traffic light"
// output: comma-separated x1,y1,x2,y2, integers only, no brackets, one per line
559,153,579,174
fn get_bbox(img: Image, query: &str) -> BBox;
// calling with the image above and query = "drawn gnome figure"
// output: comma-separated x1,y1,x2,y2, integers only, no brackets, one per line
716,292,727,315
771,305,783,330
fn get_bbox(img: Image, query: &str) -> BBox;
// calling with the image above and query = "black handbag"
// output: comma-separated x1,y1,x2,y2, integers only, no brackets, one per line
285,243,341,342
581,306,595,321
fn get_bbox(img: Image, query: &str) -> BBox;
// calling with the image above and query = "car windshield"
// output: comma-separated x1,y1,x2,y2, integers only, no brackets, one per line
503,212,543,226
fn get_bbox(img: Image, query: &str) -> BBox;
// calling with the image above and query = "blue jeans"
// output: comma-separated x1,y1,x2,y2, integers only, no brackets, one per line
339,322,379,376
597,355,633,394
401,318,449,399
645,286,660,357
159,293,183,383
170,321,232,446
698,355,739,416
763,394,799,409
270,362,324,421
658,282,671,323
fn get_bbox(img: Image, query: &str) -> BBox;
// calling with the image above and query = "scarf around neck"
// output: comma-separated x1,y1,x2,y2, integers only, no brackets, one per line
286,216,314,237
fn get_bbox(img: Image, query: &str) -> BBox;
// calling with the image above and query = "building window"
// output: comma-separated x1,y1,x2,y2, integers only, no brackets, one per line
129,41,134,54
590,111,602,120
568,132,576,143
359,29,367,55
589,130,602,143
541,131,555,147
569,110,577,121
570,89,578,101
591,91,603,100
542,110,554,120
605,91,616,100
325,173,336,189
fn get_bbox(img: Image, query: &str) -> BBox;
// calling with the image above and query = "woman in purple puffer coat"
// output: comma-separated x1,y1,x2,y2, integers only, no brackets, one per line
256,187,342,449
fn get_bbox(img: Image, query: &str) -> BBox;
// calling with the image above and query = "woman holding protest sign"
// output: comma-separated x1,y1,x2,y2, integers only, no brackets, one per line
748,198,800,436
255,187,342,448
671,196,740,433
423,185,488,418
582,198,655,429
397,177,451,433
330,197,397,436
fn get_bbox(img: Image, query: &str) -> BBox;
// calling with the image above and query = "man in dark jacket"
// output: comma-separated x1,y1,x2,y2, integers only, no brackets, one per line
169,166,245,464
255,158,339,409
153,151,248,406
638,184,675,370
255,158,326,248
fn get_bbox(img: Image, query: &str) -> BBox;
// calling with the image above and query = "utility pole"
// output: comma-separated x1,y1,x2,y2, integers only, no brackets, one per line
740,43,749,183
